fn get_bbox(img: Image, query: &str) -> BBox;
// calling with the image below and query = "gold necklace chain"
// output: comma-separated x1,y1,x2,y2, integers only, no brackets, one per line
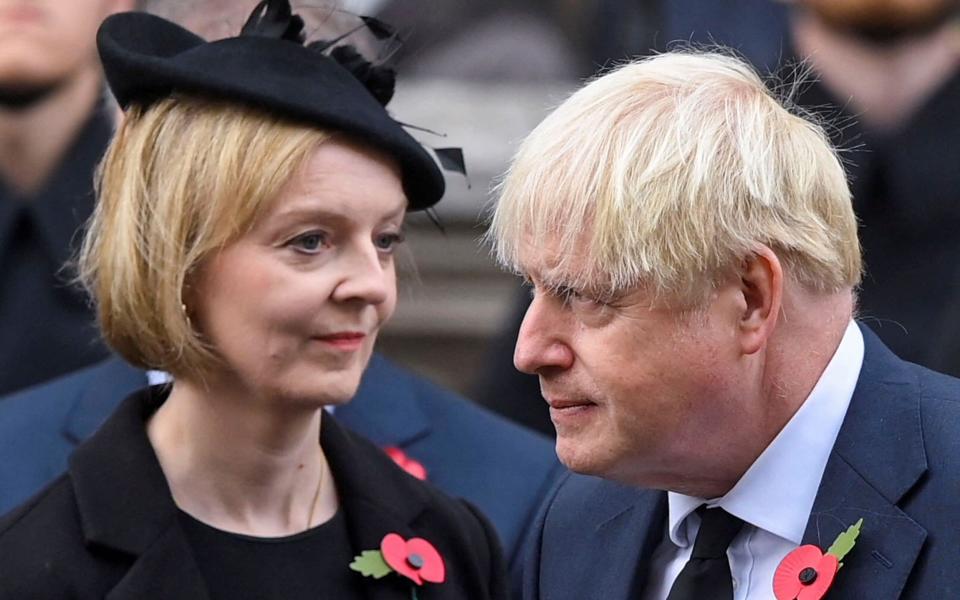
305,453,326,530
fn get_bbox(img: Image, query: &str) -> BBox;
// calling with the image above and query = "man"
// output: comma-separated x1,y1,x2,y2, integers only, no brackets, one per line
787,0,960,376
489,51,959,598
0,353,561,590
0,0,135,394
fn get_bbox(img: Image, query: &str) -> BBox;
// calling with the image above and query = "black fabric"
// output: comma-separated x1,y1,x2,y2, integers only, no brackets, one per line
179,509,364,600
96,7,445,210
0,103,112,395
789,56,960,376
665,507,744,600
0,386,509,599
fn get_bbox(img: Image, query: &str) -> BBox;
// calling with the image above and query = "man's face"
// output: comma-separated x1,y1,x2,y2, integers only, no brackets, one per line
514,241,747,489
0,0,132,90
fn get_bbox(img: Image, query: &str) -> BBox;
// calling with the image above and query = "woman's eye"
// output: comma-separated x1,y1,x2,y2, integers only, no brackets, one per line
289,231,328,253
374,231,405,253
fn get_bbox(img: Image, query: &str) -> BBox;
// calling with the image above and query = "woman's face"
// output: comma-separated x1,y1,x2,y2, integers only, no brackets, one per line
190,138,406,406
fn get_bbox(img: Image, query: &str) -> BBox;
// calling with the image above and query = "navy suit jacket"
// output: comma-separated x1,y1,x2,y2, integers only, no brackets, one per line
0,353,562,577
523,324,960,599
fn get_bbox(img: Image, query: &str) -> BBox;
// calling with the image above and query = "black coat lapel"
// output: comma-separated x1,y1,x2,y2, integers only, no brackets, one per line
106,526,209,600
321,414,431,600
802,325,928,599
68,387,209,600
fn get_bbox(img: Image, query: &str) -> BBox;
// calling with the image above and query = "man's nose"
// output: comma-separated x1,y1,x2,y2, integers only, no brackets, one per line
513,295,574,374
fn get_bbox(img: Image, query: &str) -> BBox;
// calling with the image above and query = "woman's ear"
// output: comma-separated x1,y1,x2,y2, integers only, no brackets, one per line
737,245,783,355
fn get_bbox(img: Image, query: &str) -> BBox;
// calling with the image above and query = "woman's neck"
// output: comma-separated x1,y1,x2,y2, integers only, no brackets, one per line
147,378,339,537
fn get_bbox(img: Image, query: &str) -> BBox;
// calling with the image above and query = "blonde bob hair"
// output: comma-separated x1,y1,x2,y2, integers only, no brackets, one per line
490,51,861,307
78,95,329,378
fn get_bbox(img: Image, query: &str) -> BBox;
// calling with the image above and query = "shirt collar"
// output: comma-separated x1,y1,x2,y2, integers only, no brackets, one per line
667,320,864,547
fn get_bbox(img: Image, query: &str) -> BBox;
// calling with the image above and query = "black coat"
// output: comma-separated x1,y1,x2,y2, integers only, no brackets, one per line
792,60,960,376
0,103,112,395
0,387,508,599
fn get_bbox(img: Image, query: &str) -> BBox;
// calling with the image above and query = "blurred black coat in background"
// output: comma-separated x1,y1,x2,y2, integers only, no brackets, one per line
0,105,110,395
795,63,960,374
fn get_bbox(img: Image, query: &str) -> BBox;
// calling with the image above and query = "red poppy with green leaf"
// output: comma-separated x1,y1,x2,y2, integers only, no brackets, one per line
773,518,863,600
350,532,445,599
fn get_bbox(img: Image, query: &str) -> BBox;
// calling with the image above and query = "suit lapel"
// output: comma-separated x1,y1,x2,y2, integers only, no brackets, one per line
336,353,431,448
62,357,146,444
106,526,209,600
802,325,928,599
541,482,666,599
69,388,209,600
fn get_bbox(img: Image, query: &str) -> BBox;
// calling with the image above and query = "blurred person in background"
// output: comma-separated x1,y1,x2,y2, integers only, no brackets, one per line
0,0,135,395
785,0,960,376
0,3,509,597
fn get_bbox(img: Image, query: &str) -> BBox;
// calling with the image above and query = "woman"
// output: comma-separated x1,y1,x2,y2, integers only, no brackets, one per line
0,3,506,599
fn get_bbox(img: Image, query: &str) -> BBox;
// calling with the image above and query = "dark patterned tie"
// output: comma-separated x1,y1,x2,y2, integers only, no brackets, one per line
665,507,745,600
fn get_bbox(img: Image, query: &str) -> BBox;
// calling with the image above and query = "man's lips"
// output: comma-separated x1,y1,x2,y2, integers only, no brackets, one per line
545,397,596,410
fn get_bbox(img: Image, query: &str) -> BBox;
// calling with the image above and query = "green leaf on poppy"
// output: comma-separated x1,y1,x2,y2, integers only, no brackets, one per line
826,518,863,564
350,550,393,579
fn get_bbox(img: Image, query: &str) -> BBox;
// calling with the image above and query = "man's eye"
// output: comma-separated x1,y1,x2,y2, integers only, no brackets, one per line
556,285,605,308
555,285,583,303
374,231,405,253
289,231,328,253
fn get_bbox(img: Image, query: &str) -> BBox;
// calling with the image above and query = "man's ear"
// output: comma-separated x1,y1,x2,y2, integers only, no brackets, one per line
738,245,782,355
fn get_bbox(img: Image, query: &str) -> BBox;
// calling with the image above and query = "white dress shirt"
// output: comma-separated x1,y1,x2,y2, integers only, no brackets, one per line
642,321,864,600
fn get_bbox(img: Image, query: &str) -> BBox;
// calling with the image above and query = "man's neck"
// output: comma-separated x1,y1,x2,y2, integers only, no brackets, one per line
792,12,960,132
682,292,854,499
0,65,105,196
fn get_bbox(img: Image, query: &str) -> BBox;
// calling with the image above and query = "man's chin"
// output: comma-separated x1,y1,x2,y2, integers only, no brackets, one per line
554,435,612,477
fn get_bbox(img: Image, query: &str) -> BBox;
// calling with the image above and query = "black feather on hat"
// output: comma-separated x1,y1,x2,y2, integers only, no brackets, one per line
96,0,445,210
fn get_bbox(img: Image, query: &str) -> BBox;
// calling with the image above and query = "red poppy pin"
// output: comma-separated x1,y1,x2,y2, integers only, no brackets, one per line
773,518,863,600
350,533,446,598
385,446,428,480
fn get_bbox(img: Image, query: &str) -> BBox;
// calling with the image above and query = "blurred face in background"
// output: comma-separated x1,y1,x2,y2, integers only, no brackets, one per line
0,0,131,97
800,0,958,40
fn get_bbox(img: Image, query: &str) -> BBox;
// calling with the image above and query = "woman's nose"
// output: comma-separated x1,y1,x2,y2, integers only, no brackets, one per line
331,243,393,306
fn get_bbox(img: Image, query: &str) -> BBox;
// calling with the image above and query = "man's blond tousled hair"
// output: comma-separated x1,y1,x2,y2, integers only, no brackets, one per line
78,95,329,379
490,51,861,307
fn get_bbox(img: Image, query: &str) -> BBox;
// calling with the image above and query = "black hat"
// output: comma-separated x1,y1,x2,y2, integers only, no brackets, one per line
96,1,445,210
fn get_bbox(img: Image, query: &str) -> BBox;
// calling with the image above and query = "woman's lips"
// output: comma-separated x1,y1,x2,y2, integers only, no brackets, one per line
314,332,366,351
